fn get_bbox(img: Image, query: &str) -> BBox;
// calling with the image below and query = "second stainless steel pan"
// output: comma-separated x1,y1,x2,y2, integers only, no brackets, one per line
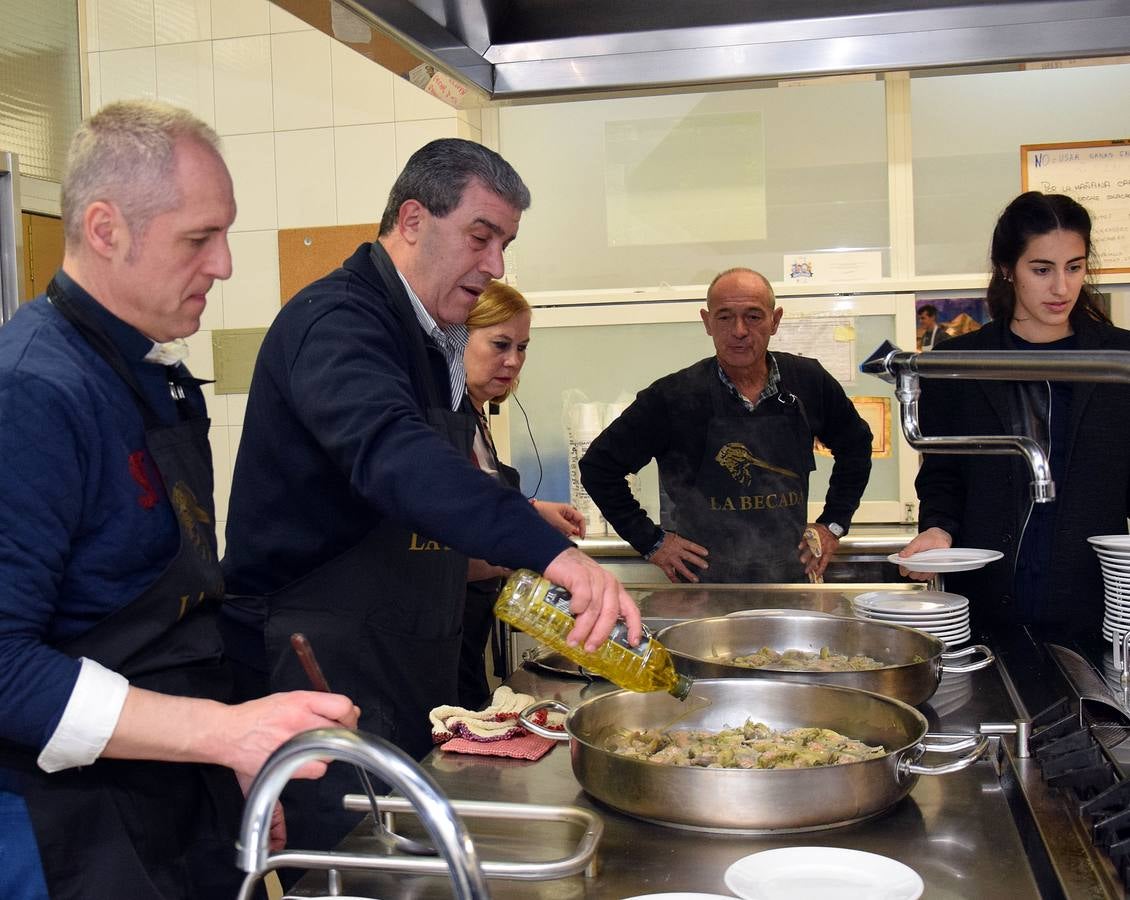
656,613,993,706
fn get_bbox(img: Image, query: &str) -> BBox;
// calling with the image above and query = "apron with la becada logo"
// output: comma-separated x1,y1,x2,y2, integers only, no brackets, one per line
0,279,243,900
660,372,815,583
260,241,475,853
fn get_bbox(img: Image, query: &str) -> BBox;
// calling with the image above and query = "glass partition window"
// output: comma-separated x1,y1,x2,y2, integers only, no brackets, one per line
500,80,889,292
911,63,1130,276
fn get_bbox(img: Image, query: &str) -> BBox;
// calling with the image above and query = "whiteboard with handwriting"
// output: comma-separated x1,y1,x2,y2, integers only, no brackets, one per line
1021,139,1130,273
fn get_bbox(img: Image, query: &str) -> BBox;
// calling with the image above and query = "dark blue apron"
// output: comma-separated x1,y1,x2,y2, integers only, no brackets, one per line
1,279,242,899
260,242,475,853
660,373,814,583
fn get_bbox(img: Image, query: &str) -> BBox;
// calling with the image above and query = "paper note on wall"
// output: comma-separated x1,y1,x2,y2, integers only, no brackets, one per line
772,316,857,383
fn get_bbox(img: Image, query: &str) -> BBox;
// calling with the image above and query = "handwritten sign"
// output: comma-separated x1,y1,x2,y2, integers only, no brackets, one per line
1021,139,1130,273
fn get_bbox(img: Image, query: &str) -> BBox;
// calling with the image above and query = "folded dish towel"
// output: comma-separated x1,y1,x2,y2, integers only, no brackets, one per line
429,686,565,760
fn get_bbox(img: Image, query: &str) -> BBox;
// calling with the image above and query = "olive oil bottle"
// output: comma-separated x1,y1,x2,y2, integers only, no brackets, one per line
494,569,692,700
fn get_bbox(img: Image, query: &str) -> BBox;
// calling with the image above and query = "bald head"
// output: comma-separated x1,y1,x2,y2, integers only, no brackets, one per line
701,267,782,377
707,267,775,311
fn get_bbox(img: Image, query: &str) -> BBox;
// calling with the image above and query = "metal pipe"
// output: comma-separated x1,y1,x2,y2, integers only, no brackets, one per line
862,343,1130,504
235,727,489,900
895,370,1055,504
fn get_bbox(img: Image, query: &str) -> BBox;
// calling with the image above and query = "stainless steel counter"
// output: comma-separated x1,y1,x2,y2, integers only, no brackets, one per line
287,586,1045,898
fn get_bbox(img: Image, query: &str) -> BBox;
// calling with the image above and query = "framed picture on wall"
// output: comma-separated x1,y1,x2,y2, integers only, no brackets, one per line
915,298,991,351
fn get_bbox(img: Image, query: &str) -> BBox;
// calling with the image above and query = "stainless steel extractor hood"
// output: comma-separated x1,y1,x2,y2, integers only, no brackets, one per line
282,0,1130,101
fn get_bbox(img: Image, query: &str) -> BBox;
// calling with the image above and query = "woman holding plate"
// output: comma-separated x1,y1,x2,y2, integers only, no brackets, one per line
898,192,1130,636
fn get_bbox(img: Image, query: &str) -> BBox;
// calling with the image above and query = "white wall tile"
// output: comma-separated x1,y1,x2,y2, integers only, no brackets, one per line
222,132,278,232
226,393,248,426
334,123,395,225
274,128,337,227
200,279,224,331
98,48,158,107
394,118,459,169
271,31,333,132
458,107,482,131
209,427,232,521
86,52,102,111
201,383,229,426
331,40,394,126
156,42,215,127
155,0,212,44
269,3,312,32
223,230,282,328
393,74,456,122
96,0,156,51
213,36,273,135
457,119,481,144
210,0,269,39
185,329,215,379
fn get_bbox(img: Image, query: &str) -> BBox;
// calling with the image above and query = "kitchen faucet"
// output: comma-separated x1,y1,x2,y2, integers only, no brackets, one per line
862,342,1130,503
235,727,491,900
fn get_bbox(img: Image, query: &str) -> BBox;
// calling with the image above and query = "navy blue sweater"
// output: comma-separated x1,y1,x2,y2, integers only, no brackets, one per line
222,243,568,620
0,272,196,751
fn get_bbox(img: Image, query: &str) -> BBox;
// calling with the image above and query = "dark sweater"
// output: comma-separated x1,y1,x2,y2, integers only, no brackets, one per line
222,243,568,616
916,316,1130,633
0,272,194,750
579,354,873,557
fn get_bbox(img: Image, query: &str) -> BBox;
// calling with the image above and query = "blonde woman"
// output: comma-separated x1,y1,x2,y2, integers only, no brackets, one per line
460,281,585,707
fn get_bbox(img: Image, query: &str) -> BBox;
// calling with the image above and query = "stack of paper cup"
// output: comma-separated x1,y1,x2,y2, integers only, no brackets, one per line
565,401,607,536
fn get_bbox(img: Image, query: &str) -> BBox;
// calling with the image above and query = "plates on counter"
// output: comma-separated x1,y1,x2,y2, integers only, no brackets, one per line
724,847,923,900
852,591,971,647
886,548,1003,573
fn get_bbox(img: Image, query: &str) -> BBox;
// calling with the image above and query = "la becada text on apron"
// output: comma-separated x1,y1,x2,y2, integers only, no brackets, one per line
0,278,243,900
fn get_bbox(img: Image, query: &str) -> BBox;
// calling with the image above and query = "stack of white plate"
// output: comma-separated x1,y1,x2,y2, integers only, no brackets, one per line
851,590,971,647
1088,535,1130,642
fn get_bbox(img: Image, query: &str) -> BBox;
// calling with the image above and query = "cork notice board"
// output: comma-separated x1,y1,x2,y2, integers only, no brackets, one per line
277,223,377,304
1021,139,1130,273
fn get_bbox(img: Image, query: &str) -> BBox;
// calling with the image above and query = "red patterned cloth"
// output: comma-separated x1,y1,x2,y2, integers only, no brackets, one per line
439,732,557,760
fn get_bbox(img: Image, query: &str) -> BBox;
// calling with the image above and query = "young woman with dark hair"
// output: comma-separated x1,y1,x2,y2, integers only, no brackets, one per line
898,191,1130,637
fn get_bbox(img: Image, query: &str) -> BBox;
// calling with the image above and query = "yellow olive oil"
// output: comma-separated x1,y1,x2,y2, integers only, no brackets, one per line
494,569,692,699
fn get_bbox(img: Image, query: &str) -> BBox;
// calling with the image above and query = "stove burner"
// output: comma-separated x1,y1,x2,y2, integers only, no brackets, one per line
1030,699,1130,888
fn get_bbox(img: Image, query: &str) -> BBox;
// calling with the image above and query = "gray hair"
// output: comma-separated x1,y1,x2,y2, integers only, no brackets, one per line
707,267,776,307
378,138,531,236
62,100,222,254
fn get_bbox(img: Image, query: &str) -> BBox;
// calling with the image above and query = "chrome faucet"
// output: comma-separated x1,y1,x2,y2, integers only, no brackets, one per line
862,342,1130,504
236,727,491,900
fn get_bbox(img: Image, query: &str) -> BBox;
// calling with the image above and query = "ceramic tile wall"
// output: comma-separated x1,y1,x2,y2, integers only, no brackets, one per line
84,0,478,551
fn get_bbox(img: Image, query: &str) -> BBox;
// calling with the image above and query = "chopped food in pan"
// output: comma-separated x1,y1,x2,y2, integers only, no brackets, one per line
606,719,886,769
719,646,886,672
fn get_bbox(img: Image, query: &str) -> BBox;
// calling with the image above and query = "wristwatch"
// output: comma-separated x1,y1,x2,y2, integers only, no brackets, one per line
825,522,845,538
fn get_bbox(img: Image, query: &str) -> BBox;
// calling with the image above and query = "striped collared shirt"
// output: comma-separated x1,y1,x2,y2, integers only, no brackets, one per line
398,272,469,411
716,353,781,412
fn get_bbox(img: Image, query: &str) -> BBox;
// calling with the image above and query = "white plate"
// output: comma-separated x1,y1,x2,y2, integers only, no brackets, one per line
1089,535,1130,551
853,591,968,614
887,548,1003,573
724,847,923,900
621,894,738,900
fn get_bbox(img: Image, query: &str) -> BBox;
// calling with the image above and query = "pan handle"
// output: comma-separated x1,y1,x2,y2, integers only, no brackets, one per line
940,644,995,674
899,734,990,777
519,700,572,741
